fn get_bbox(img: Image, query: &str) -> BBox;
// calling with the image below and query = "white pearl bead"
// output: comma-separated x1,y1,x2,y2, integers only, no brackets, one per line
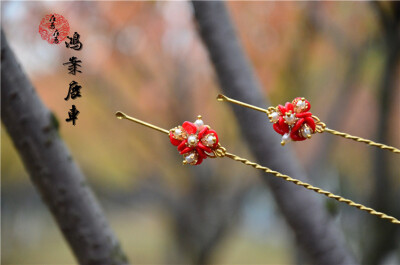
281,133,291,146
194,119,204,129
206,135,215,145
187,135,198,146
185,154,195,163
301,127,312,138
174,128,182,137
296,100,306,109
282,133,290,141
270,112,279,123
284,114,296,125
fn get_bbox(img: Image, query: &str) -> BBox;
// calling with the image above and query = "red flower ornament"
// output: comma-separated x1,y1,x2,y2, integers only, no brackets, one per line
268,97,316,145
169,115,219,165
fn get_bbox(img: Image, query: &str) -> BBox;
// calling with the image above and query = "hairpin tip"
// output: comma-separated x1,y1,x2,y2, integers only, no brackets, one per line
216,94,227,102
115,111,126,120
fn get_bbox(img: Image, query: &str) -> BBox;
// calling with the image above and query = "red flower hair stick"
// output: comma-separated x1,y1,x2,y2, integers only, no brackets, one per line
217,94,400,153
116,112,220,165
116,111,399,224
169,115,219,165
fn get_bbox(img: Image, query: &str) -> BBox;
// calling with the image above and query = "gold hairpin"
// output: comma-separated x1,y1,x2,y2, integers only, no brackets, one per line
217,94,400,153
115,110,400,224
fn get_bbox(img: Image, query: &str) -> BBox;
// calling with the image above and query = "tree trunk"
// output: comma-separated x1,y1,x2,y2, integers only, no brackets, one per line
362,3,400,263
1,29,128,265
191,2,356,264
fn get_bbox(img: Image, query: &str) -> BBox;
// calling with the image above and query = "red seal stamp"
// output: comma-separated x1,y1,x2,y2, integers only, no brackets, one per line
38,14,70,44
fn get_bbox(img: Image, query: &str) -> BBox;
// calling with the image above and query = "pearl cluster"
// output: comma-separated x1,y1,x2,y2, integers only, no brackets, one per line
187,134,199,147
294,97,307,113
171,125,186,141
281,133,291,145
186,115,204,148
267,97,315,145
194,118,204,129
300,124,312,139
283,111,296,125
202,134,216,147
269,111,280,123
169,115,220,166
183,151,198,165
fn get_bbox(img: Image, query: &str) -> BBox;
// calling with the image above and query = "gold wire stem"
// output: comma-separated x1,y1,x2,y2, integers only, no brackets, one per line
217,150,400,224
217,94,268,114
324,128,400,154
115,111,169,135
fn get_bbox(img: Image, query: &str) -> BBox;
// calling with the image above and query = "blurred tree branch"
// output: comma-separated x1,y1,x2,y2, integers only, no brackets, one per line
111,169,251,265
191,2,356,264
151,60,253,264
171,167,250,265
302,3,373,175
1,29,128,265
115,56,251,265
362,2,400,264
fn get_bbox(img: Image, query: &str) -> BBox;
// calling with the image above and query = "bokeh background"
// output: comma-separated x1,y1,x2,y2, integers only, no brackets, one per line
2,1,400,264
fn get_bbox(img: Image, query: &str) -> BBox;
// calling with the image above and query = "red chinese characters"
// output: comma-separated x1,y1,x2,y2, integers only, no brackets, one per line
268,97,316,145
169,116,219,165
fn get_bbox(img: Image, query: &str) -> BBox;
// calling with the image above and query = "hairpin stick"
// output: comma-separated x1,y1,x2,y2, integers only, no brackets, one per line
217,94,268,114
217,94,400,153
116,111,169,134
115,110,400,224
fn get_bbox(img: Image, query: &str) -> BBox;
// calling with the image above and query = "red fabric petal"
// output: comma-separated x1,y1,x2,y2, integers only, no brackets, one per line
180,147,192,155
285,102,294,112
273,123,288,135
198,142,212,153
182,121,197,134
169,132,182,146
278,116,289,131
292,118,305,133
195,156,204,165
296,112,312,118
198,127,209,139
278,104,286,114
278,117,290,134
290,131,306,141
196,147,208,159
177,140,187,152
304,117,316,132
